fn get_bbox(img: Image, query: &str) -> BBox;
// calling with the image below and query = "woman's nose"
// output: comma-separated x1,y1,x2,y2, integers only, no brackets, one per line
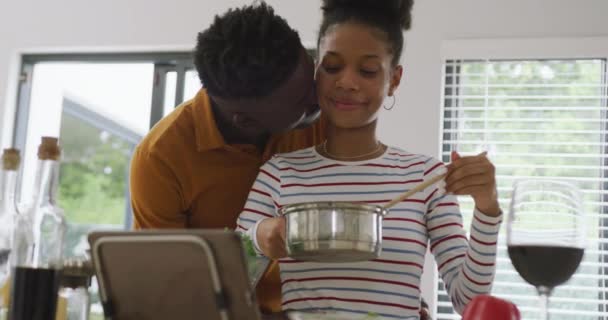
335,68,359,91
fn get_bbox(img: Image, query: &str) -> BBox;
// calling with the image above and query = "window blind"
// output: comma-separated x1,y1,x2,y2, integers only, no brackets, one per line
438,59,608,320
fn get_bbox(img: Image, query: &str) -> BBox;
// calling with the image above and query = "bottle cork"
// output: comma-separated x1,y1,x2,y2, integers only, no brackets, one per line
2,148,21,171
37,136,61,161
60,257,94,288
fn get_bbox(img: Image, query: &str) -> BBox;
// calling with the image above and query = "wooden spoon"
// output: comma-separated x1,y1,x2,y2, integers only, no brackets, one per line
383,173,447,209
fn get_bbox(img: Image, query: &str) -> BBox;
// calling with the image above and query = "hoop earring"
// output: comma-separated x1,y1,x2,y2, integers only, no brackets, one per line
383,95,396,110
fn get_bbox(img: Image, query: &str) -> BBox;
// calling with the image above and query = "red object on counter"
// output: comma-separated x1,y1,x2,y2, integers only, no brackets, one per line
462,295,521,320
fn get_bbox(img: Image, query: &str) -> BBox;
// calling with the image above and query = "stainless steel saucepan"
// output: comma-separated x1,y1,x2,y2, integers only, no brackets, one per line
279,202,388,262
278,173,446,262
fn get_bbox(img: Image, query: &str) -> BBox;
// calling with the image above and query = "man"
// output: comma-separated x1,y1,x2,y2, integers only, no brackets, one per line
130,3,324,313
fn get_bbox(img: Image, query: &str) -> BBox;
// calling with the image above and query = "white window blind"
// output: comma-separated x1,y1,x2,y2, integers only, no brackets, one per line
438,59,608,320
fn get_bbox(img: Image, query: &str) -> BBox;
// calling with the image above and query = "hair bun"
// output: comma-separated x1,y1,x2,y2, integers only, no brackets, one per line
321,0,414,30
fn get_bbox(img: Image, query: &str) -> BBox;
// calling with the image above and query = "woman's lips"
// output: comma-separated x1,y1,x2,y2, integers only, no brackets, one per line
332,99,363,111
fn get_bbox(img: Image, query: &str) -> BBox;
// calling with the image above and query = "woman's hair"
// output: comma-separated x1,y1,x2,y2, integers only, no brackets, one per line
194,3,302,99
318,0,414,65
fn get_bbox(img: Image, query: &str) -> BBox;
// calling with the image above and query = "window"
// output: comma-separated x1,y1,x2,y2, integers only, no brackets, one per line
162,69,201,117
11,53,196,318
59,97,142,255
13,53,196,234
438,57,608,319
16,61,156,252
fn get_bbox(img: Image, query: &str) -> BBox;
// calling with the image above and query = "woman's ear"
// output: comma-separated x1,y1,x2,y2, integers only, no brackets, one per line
388,65,403,96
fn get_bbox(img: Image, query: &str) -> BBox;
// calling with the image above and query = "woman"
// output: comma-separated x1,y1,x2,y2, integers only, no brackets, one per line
237,0,502,318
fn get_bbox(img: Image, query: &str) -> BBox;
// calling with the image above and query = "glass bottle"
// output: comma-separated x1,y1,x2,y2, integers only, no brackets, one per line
0,149,20,316
56,258,93,320
9,137,67,320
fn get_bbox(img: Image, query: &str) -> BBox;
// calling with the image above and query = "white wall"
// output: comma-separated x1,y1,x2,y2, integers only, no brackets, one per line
1,0,607,314
3,0,607,153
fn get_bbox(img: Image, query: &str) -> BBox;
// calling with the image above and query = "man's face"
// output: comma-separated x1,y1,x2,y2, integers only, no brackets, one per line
212,49,320,138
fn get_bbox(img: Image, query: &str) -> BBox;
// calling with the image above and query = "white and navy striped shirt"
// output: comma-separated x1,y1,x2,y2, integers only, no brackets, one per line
237,146,501,319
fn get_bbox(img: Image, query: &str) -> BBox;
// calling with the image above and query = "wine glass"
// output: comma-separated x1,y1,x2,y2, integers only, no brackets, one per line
507,179,585,320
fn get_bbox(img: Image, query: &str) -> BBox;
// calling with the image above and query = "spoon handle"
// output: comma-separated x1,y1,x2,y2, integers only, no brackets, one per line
383,173,447,209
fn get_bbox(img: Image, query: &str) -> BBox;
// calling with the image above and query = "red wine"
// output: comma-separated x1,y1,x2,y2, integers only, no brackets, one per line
508,245,583,290
8,267,61,320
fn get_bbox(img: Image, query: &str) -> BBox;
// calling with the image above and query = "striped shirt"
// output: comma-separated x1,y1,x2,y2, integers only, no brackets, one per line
237,146,502,319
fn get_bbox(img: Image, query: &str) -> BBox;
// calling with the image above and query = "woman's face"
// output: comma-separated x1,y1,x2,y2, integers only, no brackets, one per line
316,22,402,130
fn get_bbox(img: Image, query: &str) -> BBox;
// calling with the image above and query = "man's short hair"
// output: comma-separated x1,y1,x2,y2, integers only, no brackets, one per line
194,3,302,99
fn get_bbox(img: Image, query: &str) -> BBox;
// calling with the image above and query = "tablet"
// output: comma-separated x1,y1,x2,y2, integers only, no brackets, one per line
88,230,262,320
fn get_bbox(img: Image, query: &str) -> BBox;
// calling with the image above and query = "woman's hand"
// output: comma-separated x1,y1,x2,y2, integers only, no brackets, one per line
446,151,501,217
256,217,288,259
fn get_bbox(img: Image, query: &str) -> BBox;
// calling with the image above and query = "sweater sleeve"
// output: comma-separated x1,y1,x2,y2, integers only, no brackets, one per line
424,157,502,314
236,157,282,255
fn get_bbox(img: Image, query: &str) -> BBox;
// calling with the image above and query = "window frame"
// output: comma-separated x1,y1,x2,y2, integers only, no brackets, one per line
600,58,608,317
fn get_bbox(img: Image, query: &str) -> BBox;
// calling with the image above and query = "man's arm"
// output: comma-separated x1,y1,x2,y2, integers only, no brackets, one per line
130,147,187,229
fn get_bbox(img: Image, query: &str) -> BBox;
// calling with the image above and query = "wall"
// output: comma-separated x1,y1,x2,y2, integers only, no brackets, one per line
2,0,608,315
3,0,607,154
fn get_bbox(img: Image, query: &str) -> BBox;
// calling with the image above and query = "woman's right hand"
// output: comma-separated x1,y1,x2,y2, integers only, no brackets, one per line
256,217,288,259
